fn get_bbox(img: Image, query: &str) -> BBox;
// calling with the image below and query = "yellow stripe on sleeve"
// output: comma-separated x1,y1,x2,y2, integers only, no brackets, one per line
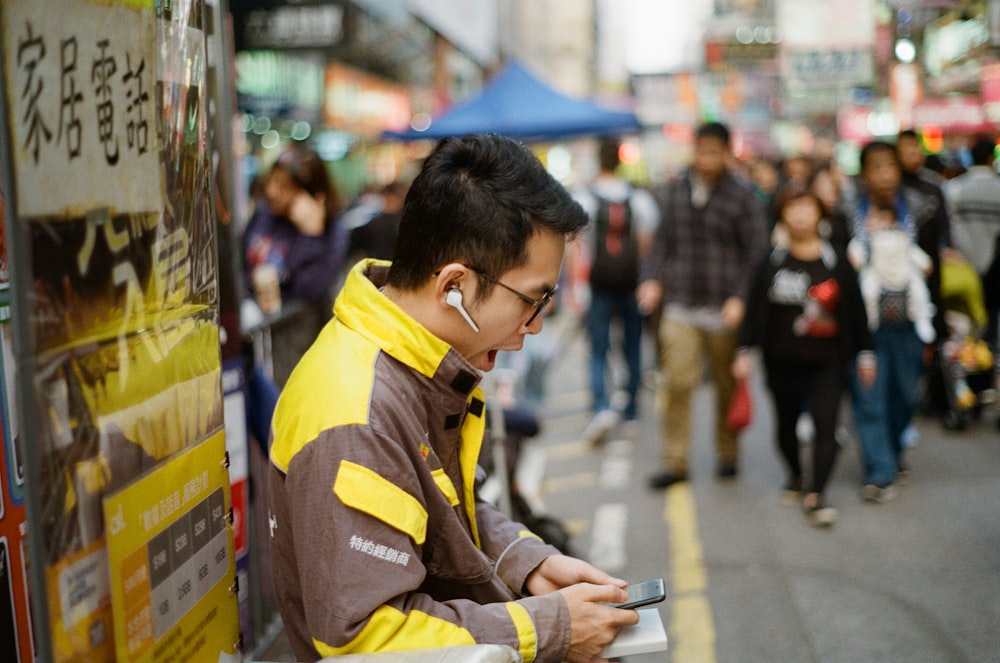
334,460,428,545
504,601,538,663
313,605,476,657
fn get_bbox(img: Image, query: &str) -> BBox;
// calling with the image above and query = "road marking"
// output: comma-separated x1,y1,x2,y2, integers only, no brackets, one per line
541,471,598,496
598,439,633,489
664,484,716,662
589,502,627,573
545,439,595,460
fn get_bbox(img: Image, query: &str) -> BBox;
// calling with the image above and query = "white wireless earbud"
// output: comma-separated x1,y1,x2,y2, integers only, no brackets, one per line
446,288,480,332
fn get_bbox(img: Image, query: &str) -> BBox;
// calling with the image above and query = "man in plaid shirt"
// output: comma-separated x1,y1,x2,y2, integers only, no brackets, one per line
637,122,770,489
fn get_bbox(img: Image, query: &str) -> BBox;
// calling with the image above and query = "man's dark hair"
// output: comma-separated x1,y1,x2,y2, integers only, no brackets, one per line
598,137,622,173
387,134,588,301
860,140,899,170
970,137,996,166
897,129,920,143
696,121,731,147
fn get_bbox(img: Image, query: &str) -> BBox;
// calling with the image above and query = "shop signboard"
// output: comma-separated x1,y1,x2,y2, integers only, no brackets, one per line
240,3,344,50
912,96,993,133
783,49,874,83
324,62,411,138
980,62,1000,123
778,0,875,87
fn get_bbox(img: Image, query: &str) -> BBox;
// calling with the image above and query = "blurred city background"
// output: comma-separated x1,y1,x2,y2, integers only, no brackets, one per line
227,1,1000,662
232,0,999,195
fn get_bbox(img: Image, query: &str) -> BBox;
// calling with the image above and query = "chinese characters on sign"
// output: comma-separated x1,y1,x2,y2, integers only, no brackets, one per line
2,0,160,217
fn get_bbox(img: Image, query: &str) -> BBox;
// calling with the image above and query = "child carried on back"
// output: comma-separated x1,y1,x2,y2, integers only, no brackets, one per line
847,203,936,345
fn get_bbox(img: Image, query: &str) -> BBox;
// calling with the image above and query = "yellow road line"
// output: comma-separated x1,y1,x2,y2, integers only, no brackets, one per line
664,484,716,663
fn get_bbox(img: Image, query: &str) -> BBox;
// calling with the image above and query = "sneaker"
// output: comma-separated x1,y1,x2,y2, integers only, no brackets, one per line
781,476,804,505
896,460,910,486
716,461,738,479
648,470,688,490
581,409,620,445
861,483,898,504
805,503,838,527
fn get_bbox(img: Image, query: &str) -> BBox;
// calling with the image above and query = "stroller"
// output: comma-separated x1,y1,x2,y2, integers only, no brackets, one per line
937,257,998,430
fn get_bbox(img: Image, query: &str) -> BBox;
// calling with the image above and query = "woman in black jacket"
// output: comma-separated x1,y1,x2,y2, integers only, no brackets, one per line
733,183,874,527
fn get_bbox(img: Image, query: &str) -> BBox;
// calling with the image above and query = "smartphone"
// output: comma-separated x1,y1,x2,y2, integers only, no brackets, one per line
611,578,666,610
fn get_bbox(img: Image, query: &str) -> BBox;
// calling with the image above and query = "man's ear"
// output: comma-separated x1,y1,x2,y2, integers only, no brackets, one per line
433,263,476,306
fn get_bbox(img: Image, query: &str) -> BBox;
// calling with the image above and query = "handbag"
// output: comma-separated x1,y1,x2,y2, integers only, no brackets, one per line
726,378,752,432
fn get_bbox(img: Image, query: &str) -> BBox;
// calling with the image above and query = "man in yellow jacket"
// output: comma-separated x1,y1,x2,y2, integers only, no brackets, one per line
268,134,638,662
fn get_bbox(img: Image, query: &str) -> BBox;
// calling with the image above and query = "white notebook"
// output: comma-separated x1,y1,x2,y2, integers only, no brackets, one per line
600,608,669,658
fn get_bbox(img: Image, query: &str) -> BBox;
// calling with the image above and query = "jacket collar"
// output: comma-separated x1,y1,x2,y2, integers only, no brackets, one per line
334,259,482,397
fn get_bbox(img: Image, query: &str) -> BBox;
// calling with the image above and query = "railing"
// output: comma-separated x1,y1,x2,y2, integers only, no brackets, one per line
242,300,328,659
243,299,328,388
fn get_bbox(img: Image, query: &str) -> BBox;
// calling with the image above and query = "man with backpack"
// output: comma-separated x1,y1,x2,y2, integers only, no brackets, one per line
637,122,770,488
570,137,660,444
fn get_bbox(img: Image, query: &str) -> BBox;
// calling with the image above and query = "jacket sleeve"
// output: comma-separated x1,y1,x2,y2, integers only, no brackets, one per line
837,258,874,359
280,430,570,663
639,183,673,283
284,219,348,303
738,253,772,349
734,188,771,302
474,499,563,596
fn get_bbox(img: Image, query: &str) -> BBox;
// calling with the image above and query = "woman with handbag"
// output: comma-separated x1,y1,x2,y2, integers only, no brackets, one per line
733,183,874,527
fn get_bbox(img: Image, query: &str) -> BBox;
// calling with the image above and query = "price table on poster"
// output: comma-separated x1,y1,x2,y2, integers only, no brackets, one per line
119,488,229,658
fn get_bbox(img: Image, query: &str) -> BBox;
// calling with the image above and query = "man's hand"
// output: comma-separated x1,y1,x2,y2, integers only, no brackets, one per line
731,351,752,381
636,279,662,316
525,555,625,596
858,364,877,389
720,297,745,330
560,583,640,663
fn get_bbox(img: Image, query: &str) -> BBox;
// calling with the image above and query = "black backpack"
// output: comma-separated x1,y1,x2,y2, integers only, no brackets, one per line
589,190,638,290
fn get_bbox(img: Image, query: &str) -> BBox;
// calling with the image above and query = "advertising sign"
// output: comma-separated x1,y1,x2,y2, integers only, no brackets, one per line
1,0,161,218
104,432,238,663
0,0,238,660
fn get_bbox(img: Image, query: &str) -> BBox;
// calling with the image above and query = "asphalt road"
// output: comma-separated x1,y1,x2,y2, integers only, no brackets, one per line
528,314,1000,663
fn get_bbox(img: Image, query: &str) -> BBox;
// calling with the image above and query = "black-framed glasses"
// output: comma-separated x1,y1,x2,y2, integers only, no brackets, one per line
466,265,559,326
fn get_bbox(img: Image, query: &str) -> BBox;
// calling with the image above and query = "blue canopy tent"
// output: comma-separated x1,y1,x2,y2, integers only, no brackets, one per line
383,60,641,142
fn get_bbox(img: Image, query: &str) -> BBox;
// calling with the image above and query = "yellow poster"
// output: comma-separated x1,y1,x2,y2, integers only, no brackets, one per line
104,432,238,663
45,537,115,663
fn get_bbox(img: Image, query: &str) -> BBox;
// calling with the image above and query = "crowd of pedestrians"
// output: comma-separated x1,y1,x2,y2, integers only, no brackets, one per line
588,123,997,529
242,125,999,534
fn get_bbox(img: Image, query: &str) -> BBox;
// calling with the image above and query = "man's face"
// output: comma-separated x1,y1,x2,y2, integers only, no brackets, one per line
456,230,565,373
693,136,729,182
897,136,925,174
862,149,901,203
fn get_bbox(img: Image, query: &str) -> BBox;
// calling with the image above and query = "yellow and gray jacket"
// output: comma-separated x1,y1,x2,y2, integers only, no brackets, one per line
268,260,569,662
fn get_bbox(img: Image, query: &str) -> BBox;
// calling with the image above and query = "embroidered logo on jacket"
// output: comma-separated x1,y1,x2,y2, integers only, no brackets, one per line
348,535,411,566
